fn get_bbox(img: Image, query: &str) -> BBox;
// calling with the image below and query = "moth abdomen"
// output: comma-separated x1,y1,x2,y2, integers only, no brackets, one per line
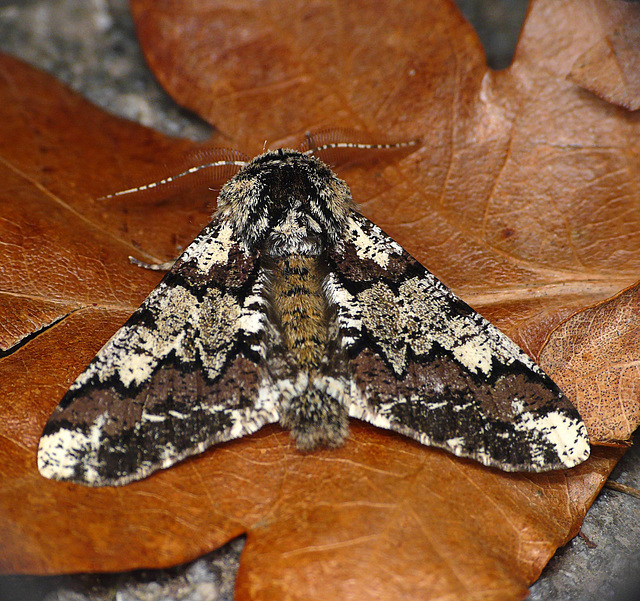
271,256,328,365
280,383,349,451
268,253,349,449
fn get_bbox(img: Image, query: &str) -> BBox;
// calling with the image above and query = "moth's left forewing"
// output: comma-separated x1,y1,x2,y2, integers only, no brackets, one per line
326,213,590,472
38,217,280,486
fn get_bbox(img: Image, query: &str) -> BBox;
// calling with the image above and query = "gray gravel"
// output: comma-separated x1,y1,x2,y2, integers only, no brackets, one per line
529,438,640,601
0,1,638,600
0,0,211,141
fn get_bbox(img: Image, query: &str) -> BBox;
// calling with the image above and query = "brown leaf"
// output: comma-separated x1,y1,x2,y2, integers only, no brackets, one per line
235,439,621,601
540,282,640,444
1,0,639,600
567,0,640,111
0,55,231,352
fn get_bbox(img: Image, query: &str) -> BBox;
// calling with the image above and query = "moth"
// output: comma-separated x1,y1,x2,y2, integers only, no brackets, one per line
38,147,590,486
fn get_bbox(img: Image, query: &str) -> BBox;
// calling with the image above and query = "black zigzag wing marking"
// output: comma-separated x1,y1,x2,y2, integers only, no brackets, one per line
325,212,591,471
37,217,280,486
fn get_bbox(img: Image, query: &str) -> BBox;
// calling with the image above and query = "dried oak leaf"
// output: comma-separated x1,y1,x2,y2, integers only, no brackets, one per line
540,281,640,444
567,0,640,110
0,0,639,600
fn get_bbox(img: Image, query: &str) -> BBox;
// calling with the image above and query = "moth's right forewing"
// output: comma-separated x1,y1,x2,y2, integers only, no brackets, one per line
37,217,280,486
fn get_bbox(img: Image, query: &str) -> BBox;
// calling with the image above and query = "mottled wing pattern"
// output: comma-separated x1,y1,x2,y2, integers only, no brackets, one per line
38,217,279,486
326,213,590,471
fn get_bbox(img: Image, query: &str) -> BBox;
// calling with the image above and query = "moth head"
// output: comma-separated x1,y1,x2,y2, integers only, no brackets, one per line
216,149,356,255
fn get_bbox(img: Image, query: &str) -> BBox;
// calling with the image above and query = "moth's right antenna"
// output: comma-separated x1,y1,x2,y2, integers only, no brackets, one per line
98,148,250,201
